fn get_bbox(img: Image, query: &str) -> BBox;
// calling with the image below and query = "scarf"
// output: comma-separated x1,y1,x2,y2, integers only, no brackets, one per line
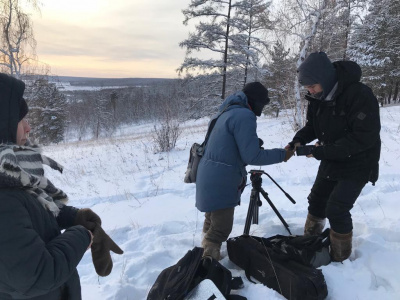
0,144,68,216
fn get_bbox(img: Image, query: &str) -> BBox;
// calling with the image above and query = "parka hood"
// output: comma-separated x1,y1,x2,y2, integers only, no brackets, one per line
219,91,249,113
0,73,26,144
333,61,362,93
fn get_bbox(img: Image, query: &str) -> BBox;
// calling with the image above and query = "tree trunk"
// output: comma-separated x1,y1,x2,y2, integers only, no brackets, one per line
342,1,351,60
393,81,399,103
221,0,232,99
243,1,254,87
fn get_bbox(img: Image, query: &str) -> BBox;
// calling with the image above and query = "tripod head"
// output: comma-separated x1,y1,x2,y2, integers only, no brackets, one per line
248,170,296,204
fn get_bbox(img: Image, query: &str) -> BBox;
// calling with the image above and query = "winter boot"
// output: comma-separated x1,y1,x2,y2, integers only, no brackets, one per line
330,229,353,262
304,213,326,236
201,239,221,261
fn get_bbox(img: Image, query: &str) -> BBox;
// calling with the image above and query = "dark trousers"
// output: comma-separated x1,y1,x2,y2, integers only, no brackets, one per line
307,175,366,234
202,207,235,245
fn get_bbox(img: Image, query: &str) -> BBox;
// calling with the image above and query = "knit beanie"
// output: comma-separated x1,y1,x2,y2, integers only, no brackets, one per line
19,98,28,121
297,52,337,97
242,82,270,116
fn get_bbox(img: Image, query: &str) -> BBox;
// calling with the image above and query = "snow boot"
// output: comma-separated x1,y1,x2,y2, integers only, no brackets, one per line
201,239,221,261
330,229,353,262
304,213,326,236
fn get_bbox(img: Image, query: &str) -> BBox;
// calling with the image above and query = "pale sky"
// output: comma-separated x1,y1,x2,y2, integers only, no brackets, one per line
31,0,191,78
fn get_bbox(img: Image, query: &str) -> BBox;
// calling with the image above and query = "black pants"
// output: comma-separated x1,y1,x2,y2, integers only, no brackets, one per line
307,175,366,234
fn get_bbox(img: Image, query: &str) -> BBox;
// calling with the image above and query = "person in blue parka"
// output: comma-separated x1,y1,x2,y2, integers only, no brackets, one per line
196,82,294,260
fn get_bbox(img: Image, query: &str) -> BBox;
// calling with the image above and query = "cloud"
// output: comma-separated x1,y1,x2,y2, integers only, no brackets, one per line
32,0,191,77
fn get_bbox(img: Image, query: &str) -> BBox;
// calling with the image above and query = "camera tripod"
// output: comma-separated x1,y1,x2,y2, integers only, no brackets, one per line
243,170,296,235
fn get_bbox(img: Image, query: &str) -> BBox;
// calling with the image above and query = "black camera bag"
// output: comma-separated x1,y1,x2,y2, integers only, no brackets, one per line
147,247,246,300
263,229,331,268
227,235,328,300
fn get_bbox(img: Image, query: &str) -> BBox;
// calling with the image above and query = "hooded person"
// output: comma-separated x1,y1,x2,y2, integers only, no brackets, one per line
0,73,123,300
196,82,294,260
285,52,381,262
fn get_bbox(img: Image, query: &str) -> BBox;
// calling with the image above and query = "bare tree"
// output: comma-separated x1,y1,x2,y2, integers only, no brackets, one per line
0,0,39,78
275,0,331,130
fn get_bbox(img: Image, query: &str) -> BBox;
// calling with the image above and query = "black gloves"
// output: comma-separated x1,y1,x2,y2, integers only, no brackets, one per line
74,208,123,277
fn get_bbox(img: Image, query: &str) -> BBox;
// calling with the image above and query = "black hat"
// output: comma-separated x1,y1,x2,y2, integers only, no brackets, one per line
242,82,270,116
297,52,337,96
19,98,28,121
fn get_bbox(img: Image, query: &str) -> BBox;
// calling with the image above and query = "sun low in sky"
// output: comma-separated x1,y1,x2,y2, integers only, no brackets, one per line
32,0,190,78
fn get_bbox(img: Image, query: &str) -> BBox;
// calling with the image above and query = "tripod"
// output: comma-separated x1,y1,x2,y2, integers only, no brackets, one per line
243,170,296,235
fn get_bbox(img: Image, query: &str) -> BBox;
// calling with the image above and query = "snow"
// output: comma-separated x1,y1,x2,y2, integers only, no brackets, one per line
43,105,400,300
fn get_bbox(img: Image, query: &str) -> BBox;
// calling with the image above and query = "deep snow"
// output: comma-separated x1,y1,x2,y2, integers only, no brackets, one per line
43,105,400,300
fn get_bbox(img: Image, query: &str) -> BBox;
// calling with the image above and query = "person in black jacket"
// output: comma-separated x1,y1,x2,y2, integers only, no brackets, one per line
286,52,381,262
0,73,123,299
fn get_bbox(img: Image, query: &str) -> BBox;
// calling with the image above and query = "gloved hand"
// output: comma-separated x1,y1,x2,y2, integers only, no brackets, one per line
284,148,295,162
74,208,101,231
285,141,301,151
91,225,124,277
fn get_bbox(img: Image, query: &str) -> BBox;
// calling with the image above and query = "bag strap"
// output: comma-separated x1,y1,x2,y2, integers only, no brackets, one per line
203,102,245,146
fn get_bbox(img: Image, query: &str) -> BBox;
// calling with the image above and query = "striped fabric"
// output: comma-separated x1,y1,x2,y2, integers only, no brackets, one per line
0,144,68,216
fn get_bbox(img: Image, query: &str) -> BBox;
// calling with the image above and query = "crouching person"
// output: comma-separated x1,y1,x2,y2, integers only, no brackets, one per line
196,82,294,260
0,73,123,299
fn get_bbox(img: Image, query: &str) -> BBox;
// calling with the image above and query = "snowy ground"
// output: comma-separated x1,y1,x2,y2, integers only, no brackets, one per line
44,105,400,300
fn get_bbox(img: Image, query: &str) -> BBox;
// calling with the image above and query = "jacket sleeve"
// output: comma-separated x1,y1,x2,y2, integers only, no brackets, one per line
56,205,79,229
0,192,91,298
232,110,285,166
293,103,317,144
317,85,381,160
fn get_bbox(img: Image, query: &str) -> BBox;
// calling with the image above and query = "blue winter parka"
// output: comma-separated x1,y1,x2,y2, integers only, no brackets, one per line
195,91,285,212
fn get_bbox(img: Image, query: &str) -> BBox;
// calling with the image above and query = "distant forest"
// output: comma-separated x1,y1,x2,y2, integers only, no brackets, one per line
2,0,398,146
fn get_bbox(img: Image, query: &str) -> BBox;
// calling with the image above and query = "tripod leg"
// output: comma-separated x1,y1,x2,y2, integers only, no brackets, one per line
243,189,259,235
259,188,292,235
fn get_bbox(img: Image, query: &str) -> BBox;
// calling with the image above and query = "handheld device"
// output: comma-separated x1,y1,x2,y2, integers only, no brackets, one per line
295,145,316,156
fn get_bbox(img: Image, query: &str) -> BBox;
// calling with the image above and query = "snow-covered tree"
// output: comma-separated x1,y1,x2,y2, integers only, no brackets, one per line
179,0,274,104
179,0,235,100
349,0,400,104
274,0,331,129
25,78,67,144
91,90,116,139
230,0,273,86
264,40,296,117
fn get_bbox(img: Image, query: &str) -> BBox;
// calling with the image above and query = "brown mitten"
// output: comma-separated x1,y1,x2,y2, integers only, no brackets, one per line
74,208,101,231
91,225,124,276
284,148,295,162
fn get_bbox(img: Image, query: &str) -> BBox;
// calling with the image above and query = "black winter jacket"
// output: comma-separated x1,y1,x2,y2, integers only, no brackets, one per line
0,73,91,299
293,61,381,183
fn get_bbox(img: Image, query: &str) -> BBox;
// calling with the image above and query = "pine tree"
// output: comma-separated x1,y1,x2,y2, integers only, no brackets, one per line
179,0,235,100
25,78,67,144
179,0,274,105
230,0,273,86
349,0,400,104
264,41,296,117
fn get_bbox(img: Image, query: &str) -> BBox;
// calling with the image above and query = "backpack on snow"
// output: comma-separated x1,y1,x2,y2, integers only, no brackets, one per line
147,247,246,300
227,231,330,300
